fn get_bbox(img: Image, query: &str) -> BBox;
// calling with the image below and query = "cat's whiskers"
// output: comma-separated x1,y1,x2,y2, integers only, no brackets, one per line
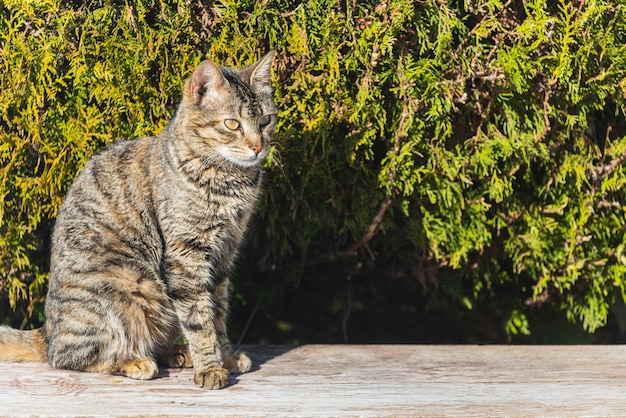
266,142,286,179
208,156,229,175
268,142,284,165
227,160,236,175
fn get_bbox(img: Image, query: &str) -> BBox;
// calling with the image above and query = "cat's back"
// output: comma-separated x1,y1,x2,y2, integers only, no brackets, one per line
51,136,165,277
59,135,161,210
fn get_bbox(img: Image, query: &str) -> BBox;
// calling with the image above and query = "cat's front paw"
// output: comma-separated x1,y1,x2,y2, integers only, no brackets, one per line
224,351,252,374
194,367,229,389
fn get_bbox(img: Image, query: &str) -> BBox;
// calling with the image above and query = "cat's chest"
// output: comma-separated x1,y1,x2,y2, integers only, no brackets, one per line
159,175,260,240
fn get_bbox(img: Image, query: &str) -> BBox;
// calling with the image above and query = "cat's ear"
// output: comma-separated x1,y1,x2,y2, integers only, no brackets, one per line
246,50,275,93
190,60,228,106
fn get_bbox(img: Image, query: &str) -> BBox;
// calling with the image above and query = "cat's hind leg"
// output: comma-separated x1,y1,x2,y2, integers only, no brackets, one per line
109,357,159,380
45,266,178,380
224,351,252,373
157,344,193,368
213,277,252,374
83,356,158,380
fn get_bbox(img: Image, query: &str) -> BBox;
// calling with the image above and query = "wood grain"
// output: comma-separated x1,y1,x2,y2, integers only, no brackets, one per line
1,345,625,416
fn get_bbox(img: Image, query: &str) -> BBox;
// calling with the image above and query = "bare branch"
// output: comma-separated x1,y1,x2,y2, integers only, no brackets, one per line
305,195,393,266
592,150,626,187
303,57,417,267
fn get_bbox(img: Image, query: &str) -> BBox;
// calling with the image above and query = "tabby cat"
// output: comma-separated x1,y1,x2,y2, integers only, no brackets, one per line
0,51,277,390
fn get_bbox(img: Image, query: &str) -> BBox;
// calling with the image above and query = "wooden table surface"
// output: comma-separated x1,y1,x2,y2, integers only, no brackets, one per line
0,344,625,417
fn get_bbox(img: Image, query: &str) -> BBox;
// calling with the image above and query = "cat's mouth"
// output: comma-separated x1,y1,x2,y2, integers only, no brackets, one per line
244,148,270,166
216,146,268,167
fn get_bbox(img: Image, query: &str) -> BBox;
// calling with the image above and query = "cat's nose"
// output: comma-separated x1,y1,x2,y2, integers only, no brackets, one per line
248,142,263,155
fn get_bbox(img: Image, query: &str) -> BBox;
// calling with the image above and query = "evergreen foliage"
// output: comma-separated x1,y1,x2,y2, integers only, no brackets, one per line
2,0,626,342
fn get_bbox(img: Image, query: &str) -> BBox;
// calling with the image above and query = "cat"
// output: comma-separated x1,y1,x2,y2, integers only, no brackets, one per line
0,50,277,390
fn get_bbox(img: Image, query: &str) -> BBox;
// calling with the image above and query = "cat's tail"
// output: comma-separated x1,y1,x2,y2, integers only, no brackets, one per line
0,326,47,362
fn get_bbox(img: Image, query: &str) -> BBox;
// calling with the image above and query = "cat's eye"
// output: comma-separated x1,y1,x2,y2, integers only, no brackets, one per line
224,119,240,130
258,114,272,128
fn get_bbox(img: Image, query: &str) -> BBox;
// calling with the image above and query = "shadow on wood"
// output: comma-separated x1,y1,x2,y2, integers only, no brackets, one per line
155,345,294,383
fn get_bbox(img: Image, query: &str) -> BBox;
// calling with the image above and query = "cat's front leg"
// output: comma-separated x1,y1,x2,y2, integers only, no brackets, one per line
182,302,229,389
169,292,230,389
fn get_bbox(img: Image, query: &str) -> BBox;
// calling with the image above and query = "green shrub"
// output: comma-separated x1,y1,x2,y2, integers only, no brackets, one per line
2,0,626,342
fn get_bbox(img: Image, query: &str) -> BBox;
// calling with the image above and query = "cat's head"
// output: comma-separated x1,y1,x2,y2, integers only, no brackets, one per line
181,51,278,168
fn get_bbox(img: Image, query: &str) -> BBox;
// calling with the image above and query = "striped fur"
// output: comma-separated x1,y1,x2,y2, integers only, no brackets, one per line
0,51,277,389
